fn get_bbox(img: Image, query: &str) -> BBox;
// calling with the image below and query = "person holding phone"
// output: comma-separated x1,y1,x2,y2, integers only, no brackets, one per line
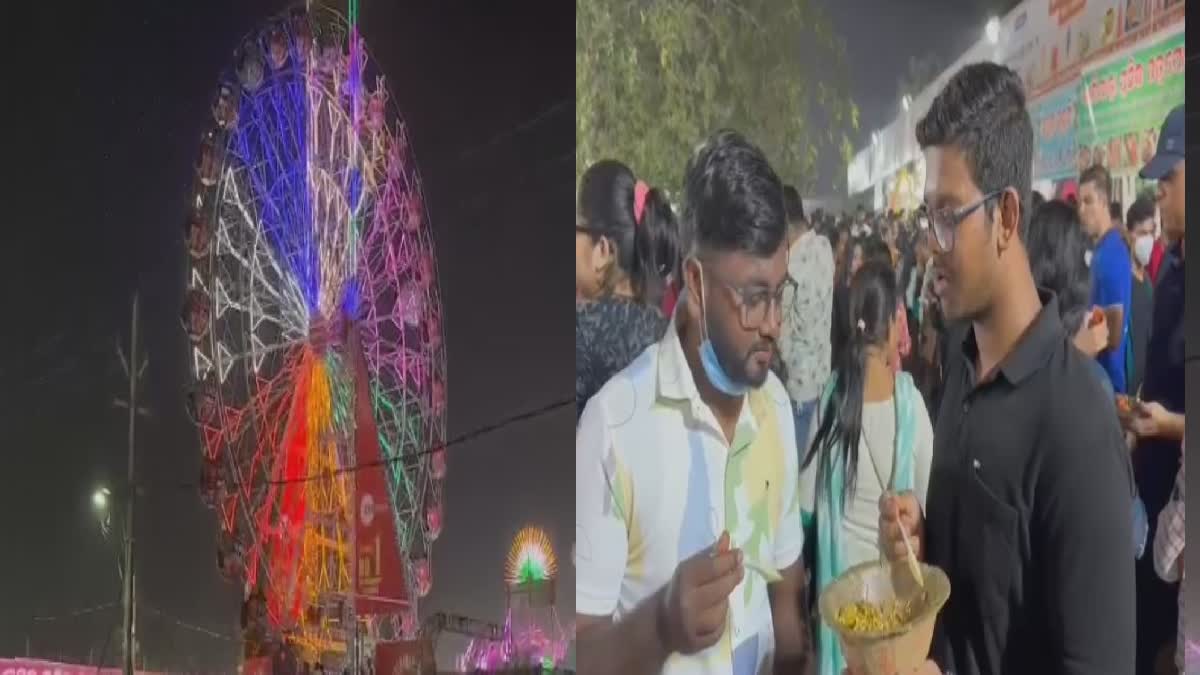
1124,104,1186,675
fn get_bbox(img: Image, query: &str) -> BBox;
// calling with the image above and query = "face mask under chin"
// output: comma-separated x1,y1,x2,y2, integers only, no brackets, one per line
696,265,750,398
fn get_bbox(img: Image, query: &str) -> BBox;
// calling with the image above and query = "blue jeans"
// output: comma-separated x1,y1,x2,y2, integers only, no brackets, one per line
793,398,818,459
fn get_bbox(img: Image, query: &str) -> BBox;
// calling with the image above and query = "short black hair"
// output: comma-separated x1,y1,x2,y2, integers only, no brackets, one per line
860,236,893,269
916,62,1033,241
1126,196,1156,231
1079,164,1111,200
1109,200,1123,227
1026,200,1092,334
782,184,805,226
682,129,786,257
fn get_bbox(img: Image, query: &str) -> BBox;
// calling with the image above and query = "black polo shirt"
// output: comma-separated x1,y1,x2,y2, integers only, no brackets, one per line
925,290,1136,675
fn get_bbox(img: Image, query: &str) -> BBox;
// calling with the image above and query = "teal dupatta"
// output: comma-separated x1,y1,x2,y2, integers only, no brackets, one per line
801,371,920,675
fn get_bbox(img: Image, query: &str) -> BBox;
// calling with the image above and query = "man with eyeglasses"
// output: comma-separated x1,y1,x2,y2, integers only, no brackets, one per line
576,129,811,675
874,63,1135,675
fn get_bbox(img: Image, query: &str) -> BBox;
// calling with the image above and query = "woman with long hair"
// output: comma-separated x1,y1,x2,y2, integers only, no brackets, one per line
799,260,934,675
858,236,911,374
831,237,873,366
1025,200,1111,390
575,159,681,418
1027,199,1148,561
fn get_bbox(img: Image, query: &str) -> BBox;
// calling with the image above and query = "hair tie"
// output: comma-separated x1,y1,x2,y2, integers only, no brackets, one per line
634,181,650,226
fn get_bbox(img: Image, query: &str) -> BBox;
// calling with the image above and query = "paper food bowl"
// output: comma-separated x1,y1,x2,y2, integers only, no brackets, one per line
818,559,951,675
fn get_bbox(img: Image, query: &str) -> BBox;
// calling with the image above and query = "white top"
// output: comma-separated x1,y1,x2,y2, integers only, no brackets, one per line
576,317,804,675
781,230,835,402
797,395,934,568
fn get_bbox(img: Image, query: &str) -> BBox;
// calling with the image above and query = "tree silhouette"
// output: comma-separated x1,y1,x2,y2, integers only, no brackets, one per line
577,0,859,194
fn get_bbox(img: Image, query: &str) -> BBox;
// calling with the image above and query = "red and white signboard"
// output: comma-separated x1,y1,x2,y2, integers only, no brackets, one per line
349,326,408,616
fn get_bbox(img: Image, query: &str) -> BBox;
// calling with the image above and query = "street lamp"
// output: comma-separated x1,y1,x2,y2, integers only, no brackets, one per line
985,17,1000,45
91,485,136,671
93,487,113,538
93,487,111,511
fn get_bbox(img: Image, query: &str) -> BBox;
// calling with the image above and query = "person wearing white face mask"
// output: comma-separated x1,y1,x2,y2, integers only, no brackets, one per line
1124,196,1156,397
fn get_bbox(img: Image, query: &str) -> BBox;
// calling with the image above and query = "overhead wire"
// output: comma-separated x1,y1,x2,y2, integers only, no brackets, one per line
250,395,571,488
32,602,120,622
449,99,573,165
160,395,573,493
137,602,236,642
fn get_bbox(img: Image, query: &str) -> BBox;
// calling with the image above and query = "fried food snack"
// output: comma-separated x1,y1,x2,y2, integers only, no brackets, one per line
835,597,918,633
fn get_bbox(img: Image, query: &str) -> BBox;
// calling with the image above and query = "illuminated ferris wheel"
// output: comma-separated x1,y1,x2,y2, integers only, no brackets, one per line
182,2,446,659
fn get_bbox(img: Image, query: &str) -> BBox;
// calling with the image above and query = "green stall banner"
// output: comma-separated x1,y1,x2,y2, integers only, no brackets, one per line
1075,31,1184,175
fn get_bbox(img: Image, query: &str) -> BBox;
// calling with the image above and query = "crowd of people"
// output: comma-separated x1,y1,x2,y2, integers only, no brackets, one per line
575,61,1185,675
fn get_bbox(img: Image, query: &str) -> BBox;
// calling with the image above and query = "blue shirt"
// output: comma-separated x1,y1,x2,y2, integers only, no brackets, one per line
1090,227,1132,393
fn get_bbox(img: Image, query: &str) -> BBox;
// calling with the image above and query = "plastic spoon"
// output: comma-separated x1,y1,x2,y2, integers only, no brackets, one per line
899,520,924,588
743,560,783,584
710,529,781,583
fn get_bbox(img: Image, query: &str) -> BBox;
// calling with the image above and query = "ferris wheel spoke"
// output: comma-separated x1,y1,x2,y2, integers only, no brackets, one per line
231,79,318,312
220,171,311,322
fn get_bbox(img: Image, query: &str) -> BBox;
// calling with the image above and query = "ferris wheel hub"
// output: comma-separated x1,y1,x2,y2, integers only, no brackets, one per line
308,313,349,352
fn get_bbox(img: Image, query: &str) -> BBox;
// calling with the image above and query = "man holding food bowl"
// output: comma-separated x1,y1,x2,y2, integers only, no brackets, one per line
576,130,813,675
870,62,1136,675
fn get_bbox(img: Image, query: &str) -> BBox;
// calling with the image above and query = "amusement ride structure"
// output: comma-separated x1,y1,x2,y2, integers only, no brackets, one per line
182,1,446,666
458,527,571,671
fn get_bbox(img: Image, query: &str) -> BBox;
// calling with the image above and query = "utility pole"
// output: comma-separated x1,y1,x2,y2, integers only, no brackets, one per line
115,294,150,675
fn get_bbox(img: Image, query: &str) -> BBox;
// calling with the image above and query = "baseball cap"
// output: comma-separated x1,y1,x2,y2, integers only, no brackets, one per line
1140,105,1185,180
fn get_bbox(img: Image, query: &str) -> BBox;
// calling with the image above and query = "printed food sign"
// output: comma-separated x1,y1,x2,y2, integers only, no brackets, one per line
1031,85,1078,181
1076,31,1184,174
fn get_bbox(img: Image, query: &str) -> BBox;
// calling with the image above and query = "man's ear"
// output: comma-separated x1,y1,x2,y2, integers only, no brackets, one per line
593,235,617,276
684,257,704,313
996,188,1022,253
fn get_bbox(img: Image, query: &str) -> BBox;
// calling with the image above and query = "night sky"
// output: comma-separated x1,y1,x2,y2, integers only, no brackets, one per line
0,1,573,671
817,0,1015,195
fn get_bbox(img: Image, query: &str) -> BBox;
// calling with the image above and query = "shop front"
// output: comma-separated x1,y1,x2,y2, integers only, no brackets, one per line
1076,28,1184,209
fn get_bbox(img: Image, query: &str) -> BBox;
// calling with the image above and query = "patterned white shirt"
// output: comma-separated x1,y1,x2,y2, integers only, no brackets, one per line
576,315,804,675
781,230,834,403
1153,441,1184,670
